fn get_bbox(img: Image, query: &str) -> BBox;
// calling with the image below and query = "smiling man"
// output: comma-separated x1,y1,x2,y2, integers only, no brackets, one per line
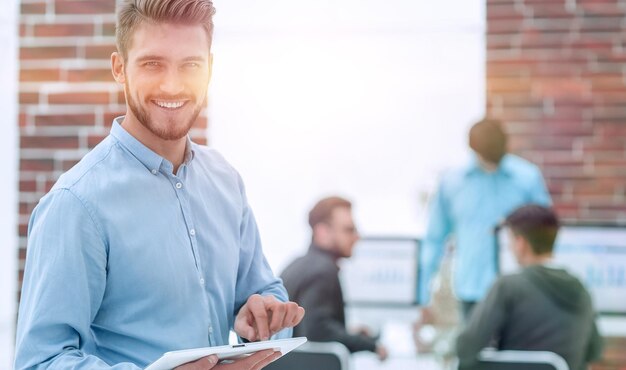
14,1,304,370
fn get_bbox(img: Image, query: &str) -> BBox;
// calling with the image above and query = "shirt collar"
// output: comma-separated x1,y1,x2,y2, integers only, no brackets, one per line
110,116,195,174
465,153,513,177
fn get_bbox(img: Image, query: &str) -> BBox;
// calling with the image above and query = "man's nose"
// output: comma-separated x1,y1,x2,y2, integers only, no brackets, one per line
159,68,185,96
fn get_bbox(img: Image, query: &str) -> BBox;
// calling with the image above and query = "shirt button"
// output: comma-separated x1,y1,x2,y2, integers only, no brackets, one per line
200,278,205,285
151,169,157,175
175,182,182,189
189,229,196,236
208,325,213,334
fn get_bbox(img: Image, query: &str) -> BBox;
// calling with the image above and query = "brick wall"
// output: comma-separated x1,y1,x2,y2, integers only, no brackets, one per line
486,0,626,224
17,0,208,297
486,1,626,368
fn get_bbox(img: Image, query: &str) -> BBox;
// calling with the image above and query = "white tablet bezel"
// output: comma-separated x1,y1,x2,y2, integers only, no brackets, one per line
145,337,307,370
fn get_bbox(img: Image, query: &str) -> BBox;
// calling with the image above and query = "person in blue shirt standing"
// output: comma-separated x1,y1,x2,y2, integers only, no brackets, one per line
419,118,551,319
14,1,304,370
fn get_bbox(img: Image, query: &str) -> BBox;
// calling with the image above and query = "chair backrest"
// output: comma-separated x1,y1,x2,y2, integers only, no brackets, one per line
474,348,570,370
264,341,350,370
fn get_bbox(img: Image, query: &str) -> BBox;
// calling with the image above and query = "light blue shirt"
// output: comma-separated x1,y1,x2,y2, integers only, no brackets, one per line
420,154,551,304
15,118,290,370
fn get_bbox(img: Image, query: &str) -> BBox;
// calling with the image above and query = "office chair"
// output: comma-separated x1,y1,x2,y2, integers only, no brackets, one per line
472,348,570,370
264,341,350,370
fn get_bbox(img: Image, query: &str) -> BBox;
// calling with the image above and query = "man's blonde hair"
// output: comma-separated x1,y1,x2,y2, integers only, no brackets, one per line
116,0,216,59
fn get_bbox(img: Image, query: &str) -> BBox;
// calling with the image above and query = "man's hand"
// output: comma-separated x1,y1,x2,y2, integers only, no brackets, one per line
175,350,281,370
234,294,305,341
375,343,389,361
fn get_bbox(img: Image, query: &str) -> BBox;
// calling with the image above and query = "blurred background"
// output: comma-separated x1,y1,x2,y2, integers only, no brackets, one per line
2,0,626,369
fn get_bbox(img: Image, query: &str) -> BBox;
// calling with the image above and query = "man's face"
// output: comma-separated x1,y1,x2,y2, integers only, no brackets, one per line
327,207,360,258
113,22,212,141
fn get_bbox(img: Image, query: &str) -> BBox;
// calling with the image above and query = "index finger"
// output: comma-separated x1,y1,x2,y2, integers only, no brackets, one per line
236,349,281,370
247,296,271,341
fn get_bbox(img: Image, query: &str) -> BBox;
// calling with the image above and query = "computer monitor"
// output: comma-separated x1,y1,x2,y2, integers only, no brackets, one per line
340,237,420,307
497,224,626,315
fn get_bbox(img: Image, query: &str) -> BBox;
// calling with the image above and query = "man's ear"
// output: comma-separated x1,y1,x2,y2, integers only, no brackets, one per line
312,223,331,246
111,51,126,84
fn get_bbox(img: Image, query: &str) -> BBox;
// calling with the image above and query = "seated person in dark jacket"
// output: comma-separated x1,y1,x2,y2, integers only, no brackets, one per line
456,204,603,370
281,196,388,360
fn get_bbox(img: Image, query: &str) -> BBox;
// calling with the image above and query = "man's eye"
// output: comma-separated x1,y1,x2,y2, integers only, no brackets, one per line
144,62,160,68
184,62,200,69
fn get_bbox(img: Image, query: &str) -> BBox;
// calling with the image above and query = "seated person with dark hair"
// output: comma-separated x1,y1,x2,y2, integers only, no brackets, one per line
281,196,388,360
456,204,603,370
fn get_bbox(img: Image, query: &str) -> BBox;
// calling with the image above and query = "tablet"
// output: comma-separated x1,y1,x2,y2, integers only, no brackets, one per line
145,337,307,370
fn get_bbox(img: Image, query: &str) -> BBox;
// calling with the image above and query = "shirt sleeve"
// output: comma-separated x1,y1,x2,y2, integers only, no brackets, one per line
14,189,141,370
420,182,453,305
585,317,604,362
529,167,552,206
455,278,508,368
297,271,377,353
232,175,291,338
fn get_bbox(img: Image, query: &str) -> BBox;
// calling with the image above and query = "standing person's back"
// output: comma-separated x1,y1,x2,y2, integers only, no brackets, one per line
456,205,603,370
420,118,552,318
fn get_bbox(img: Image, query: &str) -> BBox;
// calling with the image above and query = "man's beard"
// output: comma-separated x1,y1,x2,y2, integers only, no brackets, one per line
124,81,204,141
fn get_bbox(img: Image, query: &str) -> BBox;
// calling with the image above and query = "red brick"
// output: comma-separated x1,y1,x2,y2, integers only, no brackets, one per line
518,31,568,49
61,159,80,171
21,2,46,15
102,22,116,37
87,134,107,149
516,136,578,150
20,46,76,60
488,77,533,93
532,78,590,98
35,113,95,127
19,68,61,82
20,159,54,172
487,4,525,20
48,92,110,105
591,106,626,120
67,68,113,82
21,135,79,149
542,120,595,136
487,35,516,49
19,180,37,192
116,90,126,105
84,45,116,59
578,3,624,17
19,23,28,37
579,137,626,151
19,113,28,127
488,19,525,34
577,16,624,32
524,19,574,33
103,111,126,127
44,179,58,192
54,0,116,15
18,223,28,238
596,122,626,138
526,4,574,18
19,202,36,216
34,23,94,37
19,92,39,105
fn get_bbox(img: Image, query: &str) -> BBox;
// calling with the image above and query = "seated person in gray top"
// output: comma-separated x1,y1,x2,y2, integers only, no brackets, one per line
456,205,603,370
280,196,388,360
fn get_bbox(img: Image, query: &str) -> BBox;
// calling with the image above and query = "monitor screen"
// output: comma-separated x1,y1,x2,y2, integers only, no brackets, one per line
497,225,626,315
340,237,419,306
